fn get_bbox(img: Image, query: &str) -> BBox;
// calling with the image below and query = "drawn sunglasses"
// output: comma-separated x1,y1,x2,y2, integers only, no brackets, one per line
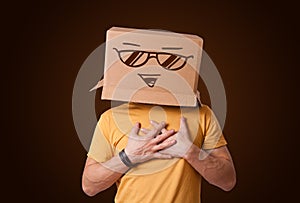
113,48,193,71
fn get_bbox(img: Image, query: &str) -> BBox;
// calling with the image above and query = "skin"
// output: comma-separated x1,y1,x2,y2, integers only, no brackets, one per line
82,118,236,196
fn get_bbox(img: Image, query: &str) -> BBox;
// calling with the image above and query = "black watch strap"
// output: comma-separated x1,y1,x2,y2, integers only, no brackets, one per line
119,149,137,168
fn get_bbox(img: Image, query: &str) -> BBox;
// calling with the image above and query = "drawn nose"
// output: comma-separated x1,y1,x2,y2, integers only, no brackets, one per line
138,73,161,88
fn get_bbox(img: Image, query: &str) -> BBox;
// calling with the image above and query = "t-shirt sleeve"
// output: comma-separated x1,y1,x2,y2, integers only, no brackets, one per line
202,107,227,150
87,113,115,163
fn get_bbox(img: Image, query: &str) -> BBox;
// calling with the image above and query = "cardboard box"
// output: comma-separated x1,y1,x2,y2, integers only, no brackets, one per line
101,27,203,106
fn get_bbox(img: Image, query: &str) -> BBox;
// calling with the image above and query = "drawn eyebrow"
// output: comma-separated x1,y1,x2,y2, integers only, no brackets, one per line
161,47,183,50
122,42,141,47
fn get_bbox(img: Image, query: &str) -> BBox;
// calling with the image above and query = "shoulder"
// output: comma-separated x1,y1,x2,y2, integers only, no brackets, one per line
198,104,221,126
97,103,132,130
100,103,130,119
199,104,213,117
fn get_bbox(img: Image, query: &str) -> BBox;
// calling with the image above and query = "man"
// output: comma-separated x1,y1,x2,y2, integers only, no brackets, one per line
82,27,236,202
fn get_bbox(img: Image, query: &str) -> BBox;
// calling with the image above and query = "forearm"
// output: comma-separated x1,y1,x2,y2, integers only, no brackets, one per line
82,156,129,196
184,145,236,191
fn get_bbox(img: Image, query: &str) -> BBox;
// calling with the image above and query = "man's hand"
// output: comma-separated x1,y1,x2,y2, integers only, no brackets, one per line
152,117,193,158
125,121,176,165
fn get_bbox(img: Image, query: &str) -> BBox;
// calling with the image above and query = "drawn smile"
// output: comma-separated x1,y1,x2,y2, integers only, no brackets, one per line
137,73,161,88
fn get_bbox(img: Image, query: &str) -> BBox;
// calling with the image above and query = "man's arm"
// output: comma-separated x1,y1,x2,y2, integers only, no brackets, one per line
82,122,176,196
184,145,236,191
82,156,128,196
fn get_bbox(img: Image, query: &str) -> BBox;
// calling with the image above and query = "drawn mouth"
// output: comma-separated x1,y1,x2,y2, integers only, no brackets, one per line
138,73,161,88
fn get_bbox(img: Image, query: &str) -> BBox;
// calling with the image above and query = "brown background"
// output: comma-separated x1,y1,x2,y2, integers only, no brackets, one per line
4,0,298,202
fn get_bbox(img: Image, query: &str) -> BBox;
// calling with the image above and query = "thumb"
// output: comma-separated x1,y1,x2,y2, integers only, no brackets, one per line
130,122,141,136
179,117,188,133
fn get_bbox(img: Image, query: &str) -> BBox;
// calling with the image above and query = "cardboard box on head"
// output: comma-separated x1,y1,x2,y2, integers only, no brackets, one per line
93,27,203,107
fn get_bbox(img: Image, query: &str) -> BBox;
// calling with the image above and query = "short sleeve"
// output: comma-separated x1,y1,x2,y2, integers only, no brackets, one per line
87,114,115,163
202,107,227,150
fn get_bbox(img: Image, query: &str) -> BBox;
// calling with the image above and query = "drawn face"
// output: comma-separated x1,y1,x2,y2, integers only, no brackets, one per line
102,27,203,106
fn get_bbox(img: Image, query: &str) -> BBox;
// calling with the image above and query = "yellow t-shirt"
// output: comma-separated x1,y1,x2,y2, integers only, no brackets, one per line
88,103,227,203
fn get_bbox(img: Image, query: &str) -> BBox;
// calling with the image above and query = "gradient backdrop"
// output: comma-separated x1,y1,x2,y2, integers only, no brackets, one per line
5,0,298,202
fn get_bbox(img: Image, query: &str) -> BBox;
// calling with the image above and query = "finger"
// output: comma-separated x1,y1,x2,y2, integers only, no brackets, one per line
152,129,175,144
140,128,150,134
150,120,167,130
150,120,168,134
153,152,173,159
148,121,166,138
161,128,168,134
156,121,166,133
150,120,159,126
152,138,176,151
163,135,177,143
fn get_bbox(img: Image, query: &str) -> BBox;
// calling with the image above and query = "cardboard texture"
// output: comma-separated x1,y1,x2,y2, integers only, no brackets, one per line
100,27,203,107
